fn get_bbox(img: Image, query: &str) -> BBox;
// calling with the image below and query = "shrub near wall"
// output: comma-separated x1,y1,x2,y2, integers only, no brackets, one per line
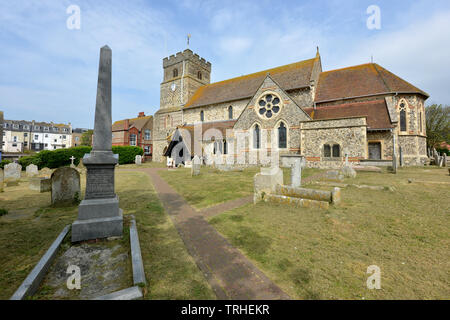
18,146,143,169
112,146,144,165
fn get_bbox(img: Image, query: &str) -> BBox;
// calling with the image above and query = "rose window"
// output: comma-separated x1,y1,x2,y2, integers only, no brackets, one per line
258,94,281,119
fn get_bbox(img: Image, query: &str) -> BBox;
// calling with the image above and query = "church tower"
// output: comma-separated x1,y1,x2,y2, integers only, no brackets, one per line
153,49,211,163
160,49,211,109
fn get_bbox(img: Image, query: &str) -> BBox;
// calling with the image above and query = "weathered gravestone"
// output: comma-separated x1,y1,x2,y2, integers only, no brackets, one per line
135,155,142,165
443,153,448,167
29,177,52,193
0,168,3,192
38,167,53,178
72,45,123,242
184,160,192,168
191,155,201,176
4,162,22,185
26,164,38,177
323,170,344,182
51,167,81,205
291,158,301,188
254,166,284,204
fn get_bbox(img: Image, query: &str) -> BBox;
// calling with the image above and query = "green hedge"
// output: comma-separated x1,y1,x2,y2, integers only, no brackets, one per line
0,159,12,169
436,147,449,156
18,146,143,169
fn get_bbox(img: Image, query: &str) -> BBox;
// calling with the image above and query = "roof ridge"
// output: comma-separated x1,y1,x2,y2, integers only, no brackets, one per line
321,62,374,74
372,63,391,93
374,63,428,97
205,57,316,88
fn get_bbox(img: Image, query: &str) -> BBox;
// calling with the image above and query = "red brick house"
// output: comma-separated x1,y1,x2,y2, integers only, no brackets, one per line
112,112,153,160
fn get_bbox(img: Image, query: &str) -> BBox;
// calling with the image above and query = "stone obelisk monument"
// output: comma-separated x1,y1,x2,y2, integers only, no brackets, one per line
72,45,123,242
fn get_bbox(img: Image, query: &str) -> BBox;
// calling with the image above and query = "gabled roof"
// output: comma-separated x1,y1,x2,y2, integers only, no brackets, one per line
112,115,152,132
315,63,429,102
184,56,318,109
303,100,394,130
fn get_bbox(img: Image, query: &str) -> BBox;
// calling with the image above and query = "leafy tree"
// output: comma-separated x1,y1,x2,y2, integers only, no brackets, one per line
81,130,94,146
425,104,449,148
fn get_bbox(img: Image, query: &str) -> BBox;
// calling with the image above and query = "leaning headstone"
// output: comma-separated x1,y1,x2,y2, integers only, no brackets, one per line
51,167,80,206
290,158,301,188
191,155,201,176
0,168,3,192
29,177,52,193
434,152,440,167
135,155,142,165
26,164,39,177
4,163,22,185
443,154,447,167
72,45,123,242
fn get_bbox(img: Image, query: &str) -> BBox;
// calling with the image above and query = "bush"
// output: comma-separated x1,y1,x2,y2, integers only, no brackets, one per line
0,160,12,169
436,147,449,156
0,209,8,216
18,155,40,169
16,146,144,169
112,146,144,165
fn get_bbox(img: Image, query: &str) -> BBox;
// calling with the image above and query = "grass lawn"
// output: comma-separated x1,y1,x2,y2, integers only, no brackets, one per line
0,170,215,300
208,166,450,299
158,166,322,209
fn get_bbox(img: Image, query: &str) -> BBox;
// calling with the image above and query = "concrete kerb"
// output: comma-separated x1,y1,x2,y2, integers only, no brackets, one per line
91,215,145,300
10,216,146,300
10,225,71,300
130,215,146,286
93,286,143,300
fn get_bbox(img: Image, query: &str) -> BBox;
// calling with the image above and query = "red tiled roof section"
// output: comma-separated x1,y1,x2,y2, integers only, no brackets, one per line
303,100,394,130
112,116,152,131
185,58,317,109
315,63,428,102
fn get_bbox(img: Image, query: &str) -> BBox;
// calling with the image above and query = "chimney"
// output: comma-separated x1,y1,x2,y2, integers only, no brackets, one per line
138,112,145,118
125,119,129,130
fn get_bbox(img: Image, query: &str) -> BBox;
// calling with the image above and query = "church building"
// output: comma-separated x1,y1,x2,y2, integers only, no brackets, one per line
152,48,429,168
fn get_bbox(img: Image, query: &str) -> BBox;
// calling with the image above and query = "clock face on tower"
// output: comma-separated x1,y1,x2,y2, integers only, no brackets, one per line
169,82,179,105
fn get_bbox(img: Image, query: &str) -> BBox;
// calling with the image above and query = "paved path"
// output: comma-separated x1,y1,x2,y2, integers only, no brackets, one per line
136,168,289,300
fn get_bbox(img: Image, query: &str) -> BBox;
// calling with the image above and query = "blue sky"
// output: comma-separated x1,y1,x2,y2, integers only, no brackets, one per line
1,0,449,128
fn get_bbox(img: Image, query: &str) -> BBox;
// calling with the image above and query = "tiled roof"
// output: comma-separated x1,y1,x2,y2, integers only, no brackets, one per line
303,100,394,130
112,116,152,131
315,63,429,102
184,57,317,109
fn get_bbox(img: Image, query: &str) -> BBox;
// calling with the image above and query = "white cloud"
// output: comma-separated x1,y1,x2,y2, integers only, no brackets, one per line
341,10,450,104
218,37,253,55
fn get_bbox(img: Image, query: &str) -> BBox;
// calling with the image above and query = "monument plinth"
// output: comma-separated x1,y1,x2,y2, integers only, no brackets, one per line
72,45,123,242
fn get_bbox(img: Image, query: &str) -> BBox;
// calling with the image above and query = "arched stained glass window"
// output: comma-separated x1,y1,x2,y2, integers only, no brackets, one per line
200,111,204,122
399,102,407,132
253,124,260,149
173,68,178,77
278,122,287,148
228,106,233,120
